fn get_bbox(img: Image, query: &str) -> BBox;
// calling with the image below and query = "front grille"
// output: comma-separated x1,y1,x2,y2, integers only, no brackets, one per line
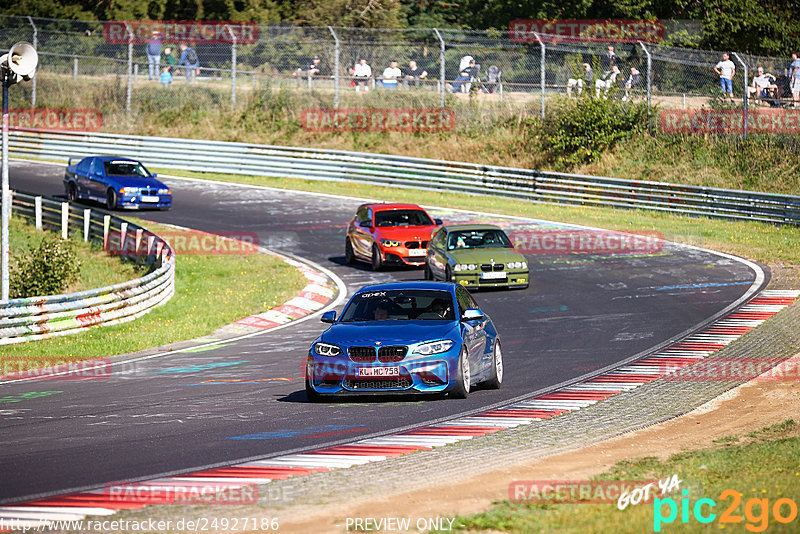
403,257,426,263
139,188,159,196
348,346,376,363
377,346,407,362
344,378,413,390
480,263,505,272
405,240,429,249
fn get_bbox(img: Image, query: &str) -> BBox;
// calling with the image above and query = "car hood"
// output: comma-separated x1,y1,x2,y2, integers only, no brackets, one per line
320,321,458,345
109,176,168,189
374,226,438,242
448,248,525,263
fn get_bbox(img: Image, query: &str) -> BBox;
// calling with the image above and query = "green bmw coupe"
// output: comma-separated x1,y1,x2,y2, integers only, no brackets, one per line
424,224,529,289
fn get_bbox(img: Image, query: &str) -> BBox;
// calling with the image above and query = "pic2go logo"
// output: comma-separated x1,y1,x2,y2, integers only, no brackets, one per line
654,489,798,532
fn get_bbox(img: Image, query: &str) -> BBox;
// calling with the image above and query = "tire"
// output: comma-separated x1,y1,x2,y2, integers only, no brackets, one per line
106,188,117,211
345,238,356,264
449,347,471,399
445,265,453,282
423,262,432,280
67,182,78,202
371,244,383,271
305,377,324,402
483,340,503,389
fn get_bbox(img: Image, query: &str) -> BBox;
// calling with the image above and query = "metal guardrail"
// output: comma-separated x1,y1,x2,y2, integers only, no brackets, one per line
0,191,175,345
9,130,800,225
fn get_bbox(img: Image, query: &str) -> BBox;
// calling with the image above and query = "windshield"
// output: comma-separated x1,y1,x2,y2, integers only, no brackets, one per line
104,160,150,177
340,289,455,322
374,209,433,227
448,229,511,250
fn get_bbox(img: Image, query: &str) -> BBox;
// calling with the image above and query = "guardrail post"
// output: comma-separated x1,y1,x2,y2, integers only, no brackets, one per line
103,214,110,250
328,26,340,109
83,209,91,242
120,222,128,254
34,196,42,229
433,28,446,108
27,16,37,107
61,202,69,239
135,228,143,259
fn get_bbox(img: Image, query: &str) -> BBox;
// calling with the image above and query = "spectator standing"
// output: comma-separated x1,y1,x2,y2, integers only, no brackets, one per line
178,43,200,84
601,46,617,77
381,60,401,90
714,52,736,104
146,30,163,80
791,52,800,108
159,66,172,87
404,60,428,88
567,63,593,97
747,66,778,104
622,66,641,101
163,47,177,73
352,58,372,92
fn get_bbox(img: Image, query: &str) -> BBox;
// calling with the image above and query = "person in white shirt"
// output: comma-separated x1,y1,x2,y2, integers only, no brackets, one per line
381,60,401,90
595,65,620,99
352,58,372,92
747,66,778,103
714,53,736,103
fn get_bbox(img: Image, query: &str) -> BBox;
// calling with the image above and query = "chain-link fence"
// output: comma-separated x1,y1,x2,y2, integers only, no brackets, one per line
2,16,798,137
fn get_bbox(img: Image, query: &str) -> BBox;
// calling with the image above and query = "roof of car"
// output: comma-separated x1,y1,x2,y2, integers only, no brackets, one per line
365,203,427,212
354,281,455,293
98,156,139,162
442,224,503,232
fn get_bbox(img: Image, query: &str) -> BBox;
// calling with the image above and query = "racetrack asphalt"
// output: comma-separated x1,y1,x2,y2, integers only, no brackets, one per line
0,160,765,503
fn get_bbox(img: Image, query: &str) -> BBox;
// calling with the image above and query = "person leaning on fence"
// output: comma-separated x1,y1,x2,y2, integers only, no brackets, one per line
146,30,163,80
178,43,200,84
790,52,800,108
163,47,177,73
595,65,620,98
714,52,736,104
567,63,593,97
352,58,372,92
622,66,641,101
747,66,778,104
159,66,173,88
381,60,401,90
404,60,428,88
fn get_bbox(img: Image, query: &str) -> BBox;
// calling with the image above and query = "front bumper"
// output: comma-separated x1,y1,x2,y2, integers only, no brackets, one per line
453,270,529,289
119,195,172,210
379,247,428,267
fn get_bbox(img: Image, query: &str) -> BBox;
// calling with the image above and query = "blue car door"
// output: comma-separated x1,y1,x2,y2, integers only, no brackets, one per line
88,158,108,199
75,157,93,197
456,286,486,379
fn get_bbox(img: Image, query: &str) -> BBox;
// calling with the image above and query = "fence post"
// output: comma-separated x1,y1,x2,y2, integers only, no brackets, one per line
103,214,110,250
433,28,446,108
328,26,340,109
639,42,652,129
83,208,91,242
61,202,69,239
34,196,42,229
732,52,747,141
133,63,138,86
27,16,37,108
73,56,78,80
124,22,133,115
533,32,545,118
225,25,237,110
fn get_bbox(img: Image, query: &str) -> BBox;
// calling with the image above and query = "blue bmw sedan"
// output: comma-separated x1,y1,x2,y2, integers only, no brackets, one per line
64,156,172,210
306,281,502,400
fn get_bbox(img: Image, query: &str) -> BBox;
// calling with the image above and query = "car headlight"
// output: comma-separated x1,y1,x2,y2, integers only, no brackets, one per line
453,264,477,272
380,239,401,247
119,187,139,194
158,188,171,195
507,261,528,269
413,340,455,355
314,342,342,357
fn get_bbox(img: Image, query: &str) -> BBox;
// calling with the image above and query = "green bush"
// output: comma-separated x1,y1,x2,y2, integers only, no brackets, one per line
540,98,649,169
10,234,82,299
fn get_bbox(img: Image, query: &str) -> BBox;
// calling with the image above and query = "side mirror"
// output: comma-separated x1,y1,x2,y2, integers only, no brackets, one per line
359,221,373,229
321,310,336,323
152,173,158,178
461,308,484,321
434,218,443,225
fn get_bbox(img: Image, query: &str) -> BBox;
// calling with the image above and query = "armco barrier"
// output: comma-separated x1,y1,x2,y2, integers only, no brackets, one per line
0,192,175,345
9,129,800,225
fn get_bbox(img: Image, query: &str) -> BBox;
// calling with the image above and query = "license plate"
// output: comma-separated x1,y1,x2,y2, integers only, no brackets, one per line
140,195,159,203
407,249,427,257
480,271,507,280
357,366,400,377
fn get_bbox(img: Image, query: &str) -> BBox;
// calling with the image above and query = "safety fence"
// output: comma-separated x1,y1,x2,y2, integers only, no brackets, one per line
9,129,800,225
0,191,175,344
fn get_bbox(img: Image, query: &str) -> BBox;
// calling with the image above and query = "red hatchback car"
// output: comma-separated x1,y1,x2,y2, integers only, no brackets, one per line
345,203,443,270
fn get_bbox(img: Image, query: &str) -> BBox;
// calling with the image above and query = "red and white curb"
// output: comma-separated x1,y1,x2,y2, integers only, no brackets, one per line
2,289,797,528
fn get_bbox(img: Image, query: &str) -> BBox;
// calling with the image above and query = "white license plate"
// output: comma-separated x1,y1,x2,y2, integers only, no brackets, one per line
140,195,159,203
480,271,507,280
407,249,427,257
357,366,400,377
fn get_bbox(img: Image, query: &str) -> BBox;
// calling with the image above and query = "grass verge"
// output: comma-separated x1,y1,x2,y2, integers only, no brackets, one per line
1,218,307,361
446,419,800,533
